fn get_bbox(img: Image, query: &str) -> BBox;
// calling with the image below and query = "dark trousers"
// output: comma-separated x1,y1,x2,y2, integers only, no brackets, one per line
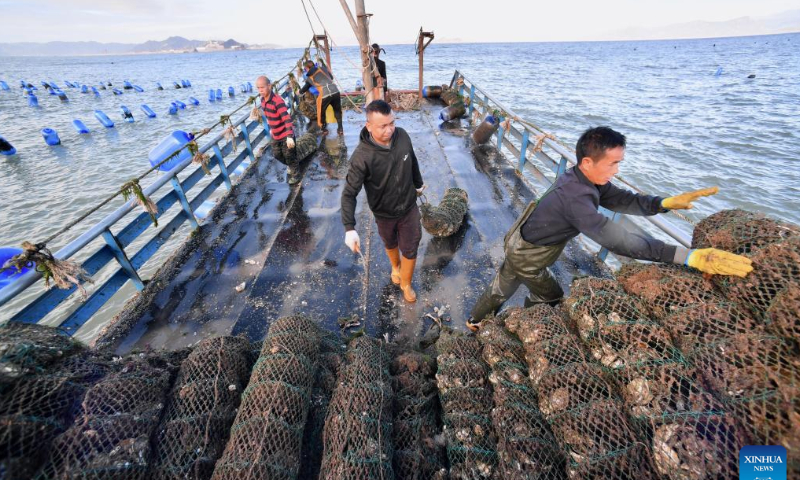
317,93,343,130
375,205,422,259
470,226,565,322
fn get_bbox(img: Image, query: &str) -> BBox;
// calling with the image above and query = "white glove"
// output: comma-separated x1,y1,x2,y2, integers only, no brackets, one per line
416,185,426,196
345,230,361,253
286,137,295,149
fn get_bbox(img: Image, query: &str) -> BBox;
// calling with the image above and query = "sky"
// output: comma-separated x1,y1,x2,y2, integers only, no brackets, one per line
0,0,798,45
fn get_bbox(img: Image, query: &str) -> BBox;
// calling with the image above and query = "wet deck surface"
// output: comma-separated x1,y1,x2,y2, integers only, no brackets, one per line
109,102,609,353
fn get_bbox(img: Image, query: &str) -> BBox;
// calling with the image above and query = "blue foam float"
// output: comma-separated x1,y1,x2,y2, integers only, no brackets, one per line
94,110,115,128
168,104,178,115
41,128,61,146
228,86,235,97
188,97,199,106
0,136,16,156
148,130,194,171
28,95,38,107
208,90,215,103
215,89,223,100
120,105,135,122
141,104,157,118
133,85,144,93
72,119,90,134
80,85,88,93
173,81,182,89
0,81,9,90
156,82,164,90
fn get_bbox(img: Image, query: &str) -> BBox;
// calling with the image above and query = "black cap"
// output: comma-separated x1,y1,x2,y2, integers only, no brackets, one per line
371,43,385,54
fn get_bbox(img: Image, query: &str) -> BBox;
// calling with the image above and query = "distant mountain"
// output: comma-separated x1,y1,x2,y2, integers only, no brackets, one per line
0,36,267,56
602,9,800,41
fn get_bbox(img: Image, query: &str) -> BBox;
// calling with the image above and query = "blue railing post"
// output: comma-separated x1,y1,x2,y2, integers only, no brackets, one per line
496,116,505,151
483,95,490,116
170,177,199,229
241,121,256,163
468,85,476,116
101,229,144,290
518,130,530,171
556,155,569,177
212,144,232,190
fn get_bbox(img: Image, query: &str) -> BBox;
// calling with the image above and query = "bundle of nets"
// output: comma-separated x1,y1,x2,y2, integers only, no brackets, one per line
475,320,565,479
294,130,320,163
505,306,589,388
319,335,394,480
421,188,469,238
390,350,446,480
388,91,422,112
692,209,799,255
150,336,253,480
0,323,81,385
615,263,721,320
663,301,763,355
211,315,320,480
39,354,178,480
435,329,498,479
0,346,111,480
298,91,317,122
298,331,344,480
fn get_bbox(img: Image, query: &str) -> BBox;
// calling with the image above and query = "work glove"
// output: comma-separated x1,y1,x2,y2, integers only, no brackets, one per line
662,187,718,210
286,137,295,149
416,185,426,197
686,248,753,277
345,230,361,254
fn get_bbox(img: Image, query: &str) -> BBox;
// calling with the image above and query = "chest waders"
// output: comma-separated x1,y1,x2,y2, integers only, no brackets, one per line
470,188,567,322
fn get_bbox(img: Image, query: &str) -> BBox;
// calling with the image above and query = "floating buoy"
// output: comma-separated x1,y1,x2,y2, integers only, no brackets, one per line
714,67,723,77
94,110,115,128
240,84,247,93
168,104,178,115
472,115,499,145
141,104,157,118
188,97,199,106
123,80,133,90
440,103,466,122
181,80,189,88
422,86,443,98
91,86,100,96
208,89,215,103
28,95,38,107
174,100,186,109
0,247,31,287
185,80,192,87
120,105,135,122
747,74,756,79
148,130,194,171
156,82,164,90
106,81,112,86
55,89,68,102
63,81,74,88
41,128,61,146
80,85,88,93
0,136,16,156
47,87,57,95
72,119,90,134
97,84,106,90
133,85,144,92
173,81,182,89
246,82,253,92
28,84,37,91
112,88,123,95
228,86,235,97
0,81,9,90
23,87,31,96
215,89,223,100
19,80,26,88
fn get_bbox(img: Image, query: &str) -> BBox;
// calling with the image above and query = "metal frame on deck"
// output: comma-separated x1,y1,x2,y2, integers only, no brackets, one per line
450,70,692,262
0,78,296,334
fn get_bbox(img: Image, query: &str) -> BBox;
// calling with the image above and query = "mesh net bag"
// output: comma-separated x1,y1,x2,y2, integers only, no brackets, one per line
435,329,498,479
294,130,319,162
662,301,763,354
298,91,317,121
421,188,469,238
0,323,81,385
211,315,320,480
765,281,800,343
298,331,344,480
319,335,394,480
615,263,722,320
476,321,566,479
39,354,178,480
150,336,252,480
390,350,446,480
692,209,799,254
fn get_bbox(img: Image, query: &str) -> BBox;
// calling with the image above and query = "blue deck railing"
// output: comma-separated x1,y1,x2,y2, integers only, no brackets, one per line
0,78,299,334
450,70,692,262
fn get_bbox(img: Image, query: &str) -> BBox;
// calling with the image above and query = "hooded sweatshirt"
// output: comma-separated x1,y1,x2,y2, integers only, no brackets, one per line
341,127,423,230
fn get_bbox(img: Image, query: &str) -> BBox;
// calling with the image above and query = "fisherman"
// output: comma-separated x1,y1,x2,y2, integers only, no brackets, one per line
467,126,753,330
370,43,388,96
256,75,301,185
341,100,426,303
299,60,344,136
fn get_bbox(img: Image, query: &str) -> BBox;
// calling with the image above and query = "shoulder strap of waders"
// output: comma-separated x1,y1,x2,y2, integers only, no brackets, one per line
503,181,559,245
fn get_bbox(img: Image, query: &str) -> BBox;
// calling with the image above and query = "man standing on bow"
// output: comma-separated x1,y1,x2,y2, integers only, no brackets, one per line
256,75,300,185
371,43,388,97
299,60,344,136
341,100,425,303
467,126,753,330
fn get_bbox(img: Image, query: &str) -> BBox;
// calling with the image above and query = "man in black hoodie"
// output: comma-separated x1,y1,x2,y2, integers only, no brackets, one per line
341,100,425,303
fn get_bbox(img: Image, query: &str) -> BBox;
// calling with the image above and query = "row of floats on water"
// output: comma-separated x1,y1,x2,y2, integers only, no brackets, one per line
0,79,256,153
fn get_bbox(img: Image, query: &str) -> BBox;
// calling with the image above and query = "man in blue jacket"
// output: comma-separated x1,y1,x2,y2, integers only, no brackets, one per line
467,126,753,330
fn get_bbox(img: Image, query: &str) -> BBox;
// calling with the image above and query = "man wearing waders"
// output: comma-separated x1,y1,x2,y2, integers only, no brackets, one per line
341,100,425,303
256,75,301,185
467,126,753,331
299,60,344,136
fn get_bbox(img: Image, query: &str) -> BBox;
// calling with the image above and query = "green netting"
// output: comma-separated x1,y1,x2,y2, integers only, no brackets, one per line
616,263,722,320
390,350,446,480
38,354,178,480
436,329,498,479
692,209,800,255
319,335,394,480
421,188,469,238
150,336,253,480
0,323,81,386
211,316,320,480
476,320,566,479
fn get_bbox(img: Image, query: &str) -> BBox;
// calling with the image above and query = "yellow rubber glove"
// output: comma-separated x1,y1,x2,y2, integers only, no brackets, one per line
662,187,719,210
686,248,753,277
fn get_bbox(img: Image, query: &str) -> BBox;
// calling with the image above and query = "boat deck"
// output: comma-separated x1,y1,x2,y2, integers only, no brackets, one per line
101,100,610,353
